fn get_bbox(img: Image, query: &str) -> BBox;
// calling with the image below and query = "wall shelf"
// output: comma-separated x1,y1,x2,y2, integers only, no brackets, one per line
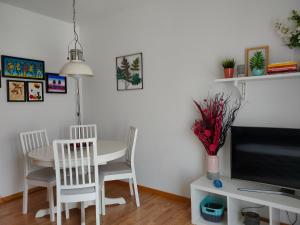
214,72,300,99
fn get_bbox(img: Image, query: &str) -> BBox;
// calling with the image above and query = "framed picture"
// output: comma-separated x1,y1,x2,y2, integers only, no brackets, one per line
7,80,26,102
1,55,45,80
27,81,44,102
245,46,269,76
46,73,67,94
116,52,143,91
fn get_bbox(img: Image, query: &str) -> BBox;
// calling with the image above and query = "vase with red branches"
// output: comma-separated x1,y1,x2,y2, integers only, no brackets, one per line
192,93,241,179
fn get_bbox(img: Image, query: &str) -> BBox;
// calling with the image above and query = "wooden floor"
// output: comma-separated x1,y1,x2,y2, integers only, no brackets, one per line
0,182,192,225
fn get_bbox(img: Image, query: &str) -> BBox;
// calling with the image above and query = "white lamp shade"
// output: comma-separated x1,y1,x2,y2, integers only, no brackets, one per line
59,60,94,77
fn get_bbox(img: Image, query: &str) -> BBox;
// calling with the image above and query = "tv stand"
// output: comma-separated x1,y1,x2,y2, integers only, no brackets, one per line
191,176,300,225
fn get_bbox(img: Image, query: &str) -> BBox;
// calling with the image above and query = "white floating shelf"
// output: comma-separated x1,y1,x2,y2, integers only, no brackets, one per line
215,72,300,83
214,72,300,100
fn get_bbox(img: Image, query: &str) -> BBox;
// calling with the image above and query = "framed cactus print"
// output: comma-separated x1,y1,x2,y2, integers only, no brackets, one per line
116,52,143,91
1,55,45,80
245,46,269,76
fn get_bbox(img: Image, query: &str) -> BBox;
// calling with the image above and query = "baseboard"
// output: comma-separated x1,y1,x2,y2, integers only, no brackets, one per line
0,187,45,204
110,180,190,204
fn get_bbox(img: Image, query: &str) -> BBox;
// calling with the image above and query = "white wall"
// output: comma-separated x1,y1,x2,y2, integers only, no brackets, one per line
80,0,300,199
0,3,76,196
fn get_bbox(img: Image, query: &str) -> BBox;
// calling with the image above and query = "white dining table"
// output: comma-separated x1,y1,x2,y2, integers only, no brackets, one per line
28,140,127,219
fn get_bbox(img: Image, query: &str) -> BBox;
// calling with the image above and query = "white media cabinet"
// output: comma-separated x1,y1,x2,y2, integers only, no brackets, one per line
191,176,300,225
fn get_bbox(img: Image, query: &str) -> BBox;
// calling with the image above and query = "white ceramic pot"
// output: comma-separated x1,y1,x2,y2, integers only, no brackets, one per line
294,49,300,66
207,155,220,180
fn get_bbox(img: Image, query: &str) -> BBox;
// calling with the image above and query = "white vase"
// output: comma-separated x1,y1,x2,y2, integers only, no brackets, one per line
207,155,220,180
293,49,300,69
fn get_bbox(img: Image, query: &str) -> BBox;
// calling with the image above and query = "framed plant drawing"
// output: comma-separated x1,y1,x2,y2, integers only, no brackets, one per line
7,80,26,102
27,81,44,102
245,46,269,76
1,55,45,80
46,73,67,94
116,52,143,91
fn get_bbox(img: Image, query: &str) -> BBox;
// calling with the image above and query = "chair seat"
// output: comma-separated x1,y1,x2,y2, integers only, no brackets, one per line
61,186,96,195
100,162,132,176
26,168,56,182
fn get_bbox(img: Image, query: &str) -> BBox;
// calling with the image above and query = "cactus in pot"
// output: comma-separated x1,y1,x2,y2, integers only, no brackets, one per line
222,58,235,78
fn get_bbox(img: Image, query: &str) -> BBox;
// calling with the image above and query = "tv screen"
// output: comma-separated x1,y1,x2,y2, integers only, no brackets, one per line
231,126,300,190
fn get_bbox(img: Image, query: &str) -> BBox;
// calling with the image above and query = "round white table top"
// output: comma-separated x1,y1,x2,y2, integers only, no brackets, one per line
28,140,127,167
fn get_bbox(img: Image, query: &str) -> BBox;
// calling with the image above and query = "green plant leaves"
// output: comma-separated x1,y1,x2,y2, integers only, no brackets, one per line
117,57,142,85
222,58,235,68
250,51,265,70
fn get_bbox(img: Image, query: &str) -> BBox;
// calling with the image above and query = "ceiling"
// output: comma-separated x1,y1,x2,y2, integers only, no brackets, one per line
0,0,143,23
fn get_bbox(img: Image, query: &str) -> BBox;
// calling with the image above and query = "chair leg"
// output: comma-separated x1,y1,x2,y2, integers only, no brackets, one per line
133,175,140,207
57,200,62,225
96,193,101,225
22,180,28,214
99,188,102,215
65,203,70,219
101,184,106,215
81,202,86,225
46,189,49,202
129,178,134,196
48,186,55,222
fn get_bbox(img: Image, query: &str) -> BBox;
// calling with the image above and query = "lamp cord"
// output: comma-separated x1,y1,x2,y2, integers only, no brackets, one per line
73,0,79,51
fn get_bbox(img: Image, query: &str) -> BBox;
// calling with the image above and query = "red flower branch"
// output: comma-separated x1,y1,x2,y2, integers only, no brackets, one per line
192,93,241,155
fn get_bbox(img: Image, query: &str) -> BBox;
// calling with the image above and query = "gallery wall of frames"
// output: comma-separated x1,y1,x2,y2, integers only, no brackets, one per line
0,55,67,103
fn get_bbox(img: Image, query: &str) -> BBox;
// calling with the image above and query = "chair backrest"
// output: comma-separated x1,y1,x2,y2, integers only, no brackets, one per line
20,129,50,174
69,124,97,139
53,138,98,191
125,126,138,166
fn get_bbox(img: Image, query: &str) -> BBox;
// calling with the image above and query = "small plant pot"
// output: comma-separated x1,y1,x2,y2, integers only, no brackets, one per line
207,155,220,180
224,68,234,78
251,68,264,76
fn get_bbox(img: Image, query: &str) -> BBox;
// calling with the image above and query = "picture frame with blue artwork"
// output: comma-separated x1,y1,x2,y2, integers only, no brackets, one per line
1,55,45,80
45,73,67,94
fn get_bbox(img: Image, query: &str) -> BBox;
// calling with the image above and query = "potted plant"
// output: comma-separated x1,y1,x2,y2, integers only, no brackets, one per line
192,93,241,180
274,10,300,65
250,51,265,76
222,59,235,78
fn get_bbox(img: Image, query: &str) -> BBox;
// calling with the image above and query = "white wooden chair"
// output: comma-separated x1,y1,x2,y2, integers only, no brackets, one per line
70,124,97,139
20,129,56,221
53,138,102,225
100,126,140,215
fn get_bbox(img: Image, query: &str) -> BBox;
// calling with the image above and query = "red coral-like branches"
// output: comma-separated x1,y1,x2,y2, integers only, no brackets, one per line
192,93,241,155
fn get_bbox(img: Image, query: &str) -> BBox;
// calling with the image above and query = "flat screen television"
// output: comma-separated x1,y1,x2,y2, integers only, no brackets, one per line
231,126,300,191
